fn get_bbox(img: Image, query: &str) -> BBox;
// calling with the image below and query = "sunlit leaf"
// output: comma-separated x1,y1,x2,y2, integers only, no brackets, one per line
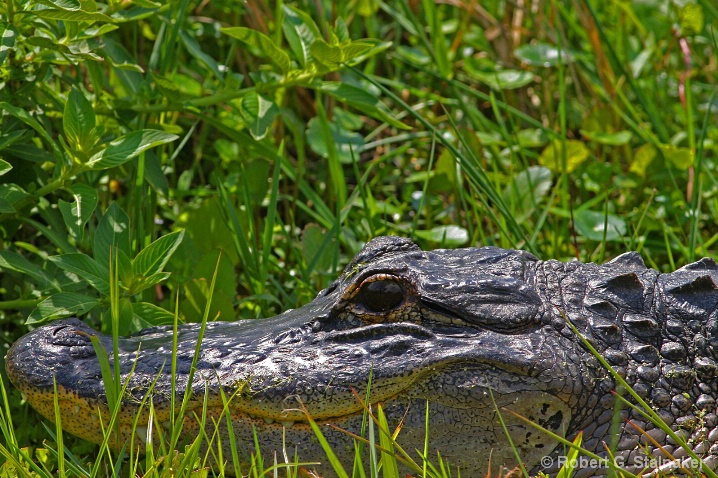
660,144,693,170
515,43,574,67
27,292,99,324
221,27,290,74
93,203,131,270
0,250,61,292
629,144,656,177
581,129,633,145
63,87,96,152
539,140,590,173
86,130,178,169
414,225,469,247
306,117,364,164
0,21,17,67
464,68,534,90
58,183,98,241
680,3,704,35
49,253,110,294
33,9,114,22
0,159,11,176
574,210,627,242
132,230,185,277
240,92,279,141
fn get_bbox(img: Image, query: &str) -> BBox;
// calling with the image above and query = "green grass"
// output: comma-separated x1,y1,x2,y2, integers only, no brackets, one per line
0,0,717,475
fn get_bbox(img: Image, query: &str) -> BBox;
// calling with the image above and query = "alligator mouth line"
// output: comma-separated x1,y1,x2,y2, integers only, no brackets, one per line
21,378,413,451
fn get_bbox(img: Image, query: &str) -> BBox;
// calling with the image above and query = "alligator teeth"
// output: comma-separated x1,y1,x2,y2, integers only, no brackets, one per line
605,251,646,270
601,272,643,291
666,274,718,294
263,417,275,424
678,257,718,271
281,421,295,428
592,272,644,307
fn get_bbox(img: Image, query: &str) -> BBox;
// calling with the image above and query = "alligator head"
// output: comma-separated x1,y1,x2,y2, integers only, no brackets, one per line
7,236,718,475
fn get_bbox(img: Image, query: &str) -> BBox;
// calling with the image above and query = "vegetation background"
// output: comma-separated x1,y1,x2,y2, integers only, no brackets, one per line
0,0,716,475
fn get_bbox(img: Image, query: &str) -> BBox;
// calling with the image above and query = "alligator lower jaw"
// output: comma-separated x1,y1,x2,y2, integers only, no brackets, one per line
21,382,374,452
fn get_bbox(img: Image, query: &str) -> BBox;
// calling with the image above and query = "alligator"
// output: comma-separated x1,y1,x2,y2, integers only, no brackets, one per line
6,236,718,476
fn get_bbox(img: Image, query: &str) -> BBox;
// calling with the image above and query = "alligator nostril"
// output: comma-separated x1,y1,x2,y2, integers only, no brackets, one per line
52,325,70,337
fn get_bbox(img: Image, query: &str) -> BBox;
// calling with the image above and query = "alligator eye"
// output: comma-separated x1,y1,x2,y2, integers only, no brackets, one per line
356,279,405,313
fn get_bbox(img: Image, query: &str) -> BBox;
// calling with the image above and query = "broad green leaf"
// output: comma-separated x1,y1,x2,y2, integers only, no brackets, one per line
476,131,504,146
516,128,548,148
318,82,409,130
221,27,290,74
179,30,223,80
574,210,627,242
502,166,553,222
0,159,11,176
514,43,574,67
660,144,693,170
98,37,143,94
240,92,279,141
0,183,29,205
581,129,633,145
0,102,63,159
335,17,349,43
34,0,81,10
25,36,72,55
538,140,590,173
128,272,170,295
0,250,61,291
340,40,390,64
49,253,110,295
111,5,160,22
680,3,704,35
310,38,342,71
0,197,14,213
94,203,131,269
306,117,364,164
282,4,319,66
414,225,469,247
58,184,98,241
144,151,170,196
464,68,534,91
86,130,178,169
132,230,185,277
116,248,134,288
629,144,656,176
0,129,32,152
79,0,98,11
63,87,96,153
0,21,17,67
33,9,114,22
27,292,99,324
132,302,174,324
132,302,174,327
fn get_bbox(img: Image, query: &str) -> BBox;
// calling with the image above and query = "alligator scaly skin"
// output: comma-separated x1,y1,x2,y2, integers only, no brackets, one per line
6,236,718,476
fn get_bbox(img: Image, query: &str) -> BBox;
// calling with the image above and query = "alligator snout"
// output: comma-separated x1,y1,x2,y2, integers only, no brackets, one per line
7,319,97,391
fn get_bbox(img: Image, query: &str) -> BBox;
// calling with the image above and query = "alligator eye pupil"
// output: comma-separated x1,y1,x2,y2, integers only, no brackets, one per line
357,280,404,313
